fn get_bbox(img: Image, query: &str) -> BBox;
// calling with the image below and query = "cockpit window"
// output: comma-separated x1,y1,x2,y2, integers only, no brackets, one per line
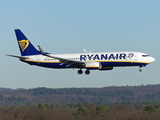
142,55,149,57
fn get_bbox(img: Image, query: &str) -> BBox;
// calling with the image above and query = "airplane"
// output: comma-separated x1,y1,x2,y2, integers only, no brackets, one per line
7,29,155,75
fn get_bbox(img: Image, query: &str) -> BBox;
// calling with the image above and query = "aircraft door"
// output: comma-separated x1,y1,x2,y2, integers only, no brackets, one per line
134,53,138,61
37,56,40,64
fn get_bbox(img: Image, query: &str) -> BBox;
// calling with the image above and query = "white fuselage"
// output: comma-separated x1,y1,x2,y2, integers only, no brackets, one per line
22,51,155,70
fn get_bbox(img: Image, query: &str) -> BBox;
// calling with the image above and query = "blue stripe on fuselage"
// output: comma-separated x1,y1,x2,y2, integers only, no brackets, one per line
100,61,148,67
21,60,148,69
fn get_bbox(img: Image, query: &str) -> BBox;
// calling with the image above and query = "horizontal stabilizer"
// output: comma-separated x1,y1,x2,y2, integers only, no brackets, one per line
6,54,28,59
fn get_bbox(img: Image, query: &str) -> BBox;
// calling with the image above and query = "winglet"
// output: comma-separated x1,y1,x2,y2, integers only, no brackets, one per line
38,45,45,54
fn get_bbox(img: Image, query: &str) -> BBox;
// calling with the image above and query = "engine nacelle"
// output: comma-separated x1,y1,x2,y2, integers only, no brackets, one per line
85,62,113,70
99,63,113,70
85,62,99,70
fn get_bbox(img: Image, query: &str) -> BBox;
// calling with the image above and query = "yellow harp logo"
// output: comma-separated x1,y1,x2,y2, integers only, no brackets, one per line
18,40,29,52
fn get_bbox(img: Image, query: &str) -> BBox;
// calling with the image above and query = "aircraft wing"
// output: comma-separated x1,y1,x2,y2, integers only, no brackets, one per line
38,45,85,67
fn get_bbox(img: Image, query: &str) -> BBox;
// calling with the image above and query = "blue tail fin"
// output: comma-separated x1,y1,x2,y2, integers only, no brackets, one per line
15,29,41,56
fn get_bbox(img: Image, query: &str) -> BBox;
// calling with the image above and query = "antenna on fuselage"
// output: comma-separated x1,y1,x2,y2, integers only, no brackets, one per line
83,49,91,53
83,49,87,53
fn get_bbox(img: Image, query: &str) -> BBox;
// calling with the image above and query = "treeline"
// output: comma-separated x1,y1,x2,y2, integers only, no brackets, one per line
0,84,160,105
1,103,160,120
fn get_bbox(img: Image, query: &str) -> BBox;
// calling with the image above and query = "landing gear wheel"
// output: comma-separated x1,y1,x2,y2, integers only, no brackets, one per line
77,70,83,74
139,68,142,72
85,70,90,75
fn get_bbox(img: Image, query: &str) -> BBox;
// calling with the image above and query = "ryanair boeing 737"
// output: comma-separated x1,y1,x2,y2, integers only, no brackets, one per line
7,29,155,75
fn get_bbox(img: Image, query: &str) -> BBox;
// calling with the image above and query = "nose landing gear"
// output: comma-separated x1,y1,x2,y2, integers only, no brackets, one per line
138,68,142,72
138,65,146,72
138,65,145,72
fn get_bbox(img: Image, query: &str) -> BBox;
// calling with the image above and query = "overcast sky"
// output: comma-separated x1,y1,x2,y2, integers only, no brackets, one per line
1,0,159,89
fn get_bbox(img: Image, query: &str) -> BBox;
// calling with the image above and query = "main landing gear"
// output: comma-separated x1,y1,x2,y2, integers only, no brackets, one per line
85,70,90,75
77,69,83,74
77,69,90,75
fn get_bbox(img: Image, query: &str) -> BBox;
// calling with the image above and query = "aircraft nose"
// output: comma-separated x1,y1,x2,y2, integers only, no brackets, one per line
149,57,155,63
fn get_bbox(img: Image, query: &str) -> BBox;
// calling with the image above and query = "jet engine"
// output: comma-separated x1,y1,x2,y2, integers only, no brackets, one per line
99,63,113,70
85,62,113,70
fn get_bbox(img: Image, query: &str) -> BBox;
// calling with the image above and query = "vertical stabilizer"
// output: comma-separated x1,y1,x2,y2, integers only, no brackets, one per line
15,29,41,56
